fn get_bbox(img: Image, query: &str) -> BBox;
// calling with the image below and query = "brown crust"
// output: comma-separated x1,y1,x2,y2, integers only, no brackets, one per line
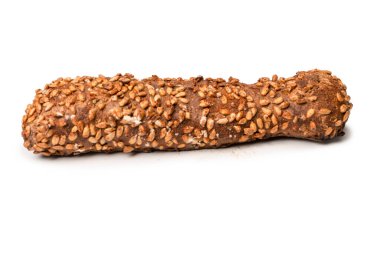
21,69,352,156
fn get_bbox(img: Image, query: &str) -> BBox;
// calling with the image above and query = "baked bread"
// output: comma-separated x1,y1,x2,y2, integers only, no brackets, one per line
22,69,352,156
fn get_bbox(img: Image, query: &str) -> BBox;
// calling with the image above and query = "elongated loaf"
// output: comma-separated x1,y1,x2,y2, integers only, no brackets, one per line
22,69,352,156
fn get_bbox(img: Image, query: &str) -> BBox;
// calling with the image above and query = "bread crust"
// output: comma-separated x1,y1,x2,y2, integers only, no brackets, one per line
22,69,352,156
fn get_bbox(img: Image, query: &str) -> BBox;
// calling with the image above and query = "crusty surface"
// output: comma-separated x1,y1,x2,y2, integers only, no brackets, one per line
22,69,352,156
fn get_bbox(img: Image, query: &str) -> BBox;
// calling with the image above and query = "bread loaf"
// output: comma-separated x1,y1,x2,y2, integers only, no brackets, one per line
22,69,352,156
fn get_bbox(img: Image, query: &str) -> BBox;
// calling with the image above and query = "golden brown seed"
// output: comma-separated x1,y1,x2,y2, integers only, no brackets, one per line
202,108,210,116
160,128,167,139
239,135,249,142
238,102,245,111
238,118,247,125
227,113,236,122
51,135,59,146
36,133,44,142
271,115,278,125
88,137,97,144
282,111,293,120
239,90,247,97
123,146,134,153
175,91,186,98
306,109,315,118
97,101,106,110
207,118,214,130
136,136,142,146
46,129,54,138
261,86,269,96
44,102,53,112
104,127,115,135
247,102,255,108
59,136,66,146
151,140,159,148
37,142,49,149
95,130,102,140
183,126,194,134
259,99,270,106
262,107,272,115
273,97,283,104
220,109,230,115
337,92,344,102
179,98,189,104
217,118,228,124
273,106,281,116
250,108,257,118
233,125,241,133
340,104,348,113
279,101,289,109
147,130,155,142
281,122,289,130
140,100,149,109
244,128,255,136
335,120,342,127
52,145,64,151
199,100,209,107
209,129,217,140
68,132,78,141
95,143,102,151
117,142,125,149
325,127,333,136
221,95,228,104
309,121,316,131
119,98,129,107
96,122,107,129
235,111,243,121
250,122,257,132
257,118,264,129
129,135,137,145
65,144,74,150
88,108,97,121
308,96,317,102
246,110,253,120
155,120,165,128
165,132,173,143
270,125,278,134
116,126,124,138
319,108,331,115
90,124,96,136
82,125,90,138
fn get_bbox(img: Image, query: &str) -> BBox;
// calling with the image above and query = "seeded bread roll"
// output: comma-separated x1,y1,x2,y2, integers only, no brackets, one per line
22,69,352,156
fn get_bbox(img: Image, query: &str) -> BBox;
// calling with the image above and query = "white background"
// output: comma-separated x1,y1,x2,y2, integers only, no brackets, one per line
0,0,379,252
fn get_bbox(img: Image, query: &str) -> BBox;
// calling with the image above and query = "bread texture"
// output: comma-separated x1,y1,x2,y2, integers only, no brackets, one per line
22,69,352,156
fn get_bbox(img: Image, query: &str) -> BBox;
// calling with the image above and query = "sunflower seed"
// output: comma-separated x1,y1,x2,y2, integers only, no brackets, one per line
306,109,315,118
123,146,134,153
207,118,214,130
319,108,331,115
340,104,348,113
217,118,228,124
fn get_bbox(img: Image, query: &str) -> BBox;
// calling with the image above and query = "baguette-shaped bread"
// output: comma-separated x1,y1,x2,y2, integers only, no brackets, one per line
22,69,352,156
